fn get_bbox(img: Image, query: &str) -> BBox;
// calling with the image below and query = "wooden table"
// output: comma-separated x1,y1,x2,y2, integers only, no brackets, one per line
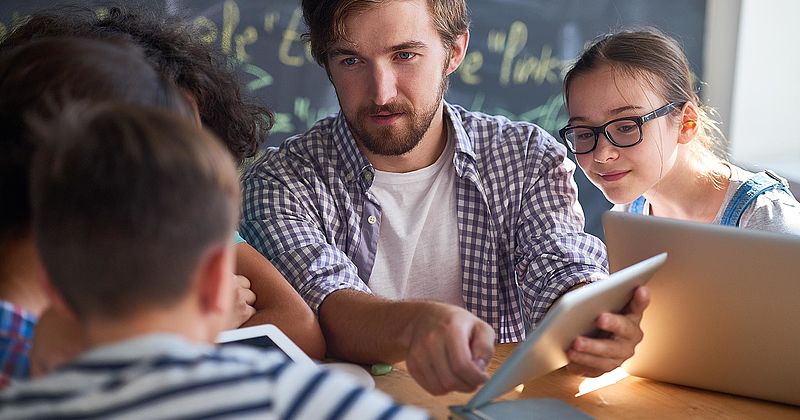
374,344,799,419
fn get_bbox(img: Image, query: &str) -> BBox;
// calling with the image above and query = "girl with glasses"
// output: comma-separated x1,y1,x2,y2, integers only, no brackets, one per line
561,28,800,234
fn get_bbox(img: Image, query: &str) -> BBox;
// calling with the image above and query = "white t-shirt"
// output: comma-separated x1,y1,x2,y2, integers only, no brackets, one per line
367,135,464,307
615,164,800,235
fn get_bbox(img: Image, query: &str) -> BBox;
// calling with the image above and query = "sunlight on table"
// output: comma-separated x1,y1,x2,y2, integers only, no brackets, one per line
575,367,630,396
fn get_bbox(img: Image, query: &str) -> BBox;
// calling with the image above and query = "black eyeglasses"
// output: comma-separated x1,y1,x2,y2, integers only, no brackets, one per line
558,102,685,155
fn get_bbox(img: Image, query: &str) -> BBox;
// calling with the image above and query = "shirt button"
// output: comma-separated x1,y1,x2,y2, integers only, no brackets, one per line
363,172,373,183
367,215,377,224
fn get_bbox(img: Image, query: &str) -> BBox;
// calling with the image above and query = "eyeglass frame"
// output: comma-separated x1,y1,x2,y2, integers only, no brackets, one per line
558,101,686,155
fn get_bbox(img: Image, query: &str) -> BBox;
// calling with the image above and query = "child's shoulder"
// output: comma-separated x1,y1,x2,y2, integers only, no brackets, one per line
727,165,800,234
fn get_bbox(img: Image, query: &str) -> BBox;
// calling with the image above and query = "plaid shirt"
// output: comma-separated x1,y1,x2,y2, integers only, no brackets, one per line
0,300,37,388
242,103,608,342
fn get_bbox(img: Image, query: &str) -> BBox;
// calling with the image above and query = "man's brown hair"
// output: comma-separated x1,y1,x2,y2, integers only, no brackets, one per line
30,104,240,320
301,0,470,67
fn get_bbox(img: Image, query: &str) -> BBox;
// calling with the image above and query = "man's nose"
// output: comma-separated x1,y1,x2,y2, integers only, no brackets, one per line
369,63,398,106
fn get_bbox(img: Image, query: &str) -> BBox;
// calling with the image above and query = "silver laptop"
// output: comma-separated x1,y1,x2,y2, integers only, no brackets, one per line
604,212,800,406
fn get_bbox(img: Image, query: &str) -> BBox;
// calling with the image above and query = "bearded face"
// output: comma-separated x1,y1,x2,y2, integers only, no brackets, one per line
326,0,456,160
345,70,448,156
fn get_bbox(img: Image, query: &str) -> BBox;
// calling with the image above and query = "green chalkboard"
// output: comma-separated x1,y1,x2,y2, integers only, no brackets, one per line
0,0,707,238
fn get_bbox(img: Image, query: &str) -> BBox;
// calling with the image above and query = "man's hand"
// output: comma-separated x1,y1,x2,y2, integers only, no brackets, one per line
319,291,495,395
403,303,495,395
30,306,85,377
227,274,256,329
566,286,650,377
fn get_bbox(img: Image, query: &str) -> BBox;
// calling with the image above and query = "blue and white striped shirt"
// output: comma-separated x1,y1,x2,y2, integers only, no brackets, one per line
0,334,427,419
241,103,608,342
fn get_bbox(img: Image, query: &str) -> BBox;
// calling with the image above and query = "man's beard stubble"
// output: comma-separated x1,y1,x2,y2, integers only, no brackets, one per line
347,70,449,157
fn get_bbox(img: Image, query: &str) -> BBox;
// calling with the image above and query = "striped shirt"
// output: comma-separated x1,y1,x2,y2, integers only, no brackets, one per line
0,334,427,419
241,103,608,342
0,300,37,389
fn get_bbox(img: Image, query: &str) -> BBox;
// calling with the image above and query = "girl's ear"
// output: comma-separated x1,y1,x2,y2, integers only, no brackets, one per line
678,101,700,145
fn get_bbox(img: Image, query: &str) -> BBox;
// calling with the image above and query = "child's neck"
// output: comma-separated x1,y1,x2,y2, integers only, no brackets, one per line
85,301,221,349
645,152,730,223
0,235,49,317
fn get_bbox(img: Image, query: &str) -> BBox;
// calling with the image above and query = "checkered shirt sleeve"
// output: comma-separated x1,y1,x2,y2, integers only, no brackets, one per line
0,301,37,388
512,130,609,327
241,138,371,313
450,106,608,340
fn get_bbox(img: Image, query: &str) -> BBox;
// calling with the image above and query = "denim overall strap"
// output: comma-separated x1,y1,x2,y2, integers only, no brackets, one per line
719,171,791,226
629,196,647,214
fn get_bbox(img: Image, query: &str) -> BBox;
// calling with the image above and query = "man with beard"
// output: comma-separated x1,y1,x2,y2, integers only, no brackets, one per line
241,0,650,395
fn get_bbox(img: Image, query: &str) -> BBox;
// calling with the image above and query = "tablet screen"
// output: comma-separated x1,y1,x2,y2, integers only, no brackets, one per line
216,325,316,366
219,335,288,358
465,252,666,409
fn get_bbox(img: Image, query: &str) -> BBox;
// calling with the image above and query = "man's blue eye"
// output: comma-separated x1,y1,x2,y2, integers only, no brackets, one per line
397,52,415,60
343,57,358,66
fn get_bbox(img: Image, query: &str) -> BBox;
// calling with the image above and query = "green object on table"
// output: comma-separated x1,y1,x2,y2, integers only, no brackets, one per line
370,363,392,376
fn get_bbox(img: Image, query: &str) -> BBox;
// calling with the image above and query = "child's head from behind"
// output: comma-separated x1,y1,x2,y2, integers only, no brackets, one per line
30,104,240,331
562,28,723,204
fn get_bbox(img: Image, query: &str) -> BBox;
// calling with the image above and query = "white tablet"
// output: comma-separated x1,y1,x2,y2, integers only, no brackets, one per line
462,252,667,410
216,324,316,367
217,324,377,388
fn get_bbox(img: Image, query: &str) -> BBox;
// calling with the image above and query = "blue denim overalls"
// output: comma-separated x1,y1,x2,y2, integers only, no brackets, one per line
629,171,792,226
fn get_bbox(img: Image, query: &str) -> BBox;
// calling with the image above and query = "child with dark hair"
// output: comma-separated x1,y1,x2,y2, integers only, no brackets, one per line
1,5,272,164
0,36,191,387
1,7,326,371
0,103,426,419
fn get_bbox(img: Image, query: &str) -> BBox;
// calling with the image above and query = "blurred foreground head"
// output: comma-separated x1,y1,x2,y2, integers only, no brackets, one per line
0,36,189,251
30,103,240,320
